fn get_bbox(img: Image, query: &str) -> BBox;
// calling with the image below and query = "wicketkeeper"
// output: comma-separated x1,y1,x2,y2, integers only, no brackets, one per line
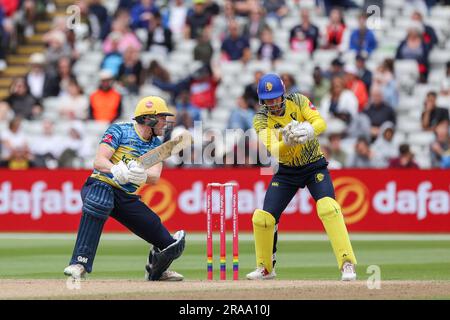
64,96,186,281
247,74,357,281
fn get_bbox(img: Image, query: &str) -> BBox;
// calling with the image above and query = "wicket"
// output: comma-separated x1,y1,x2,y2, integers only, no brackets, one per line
206,183,239,280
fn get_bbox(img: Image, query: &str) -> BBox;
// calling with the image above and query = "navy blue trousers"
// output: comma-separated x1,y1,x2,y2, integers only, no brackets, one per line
263,157,336,259
70,178,175,271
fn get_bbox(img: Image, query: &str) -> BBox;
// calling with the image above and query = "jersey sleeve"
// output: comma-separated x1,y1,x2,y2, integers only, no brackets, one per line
253,112,291,157
100,123,123,151
292,93,327,136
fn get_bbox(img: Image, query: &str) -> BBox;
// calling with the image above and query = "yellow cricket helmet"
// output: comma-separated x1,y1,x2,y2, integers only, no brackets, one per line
133,96,174,119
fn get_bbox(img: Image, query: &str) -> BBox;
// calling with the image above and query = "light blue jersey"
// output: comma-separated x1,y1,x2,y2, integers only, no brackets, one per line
91,122,162,193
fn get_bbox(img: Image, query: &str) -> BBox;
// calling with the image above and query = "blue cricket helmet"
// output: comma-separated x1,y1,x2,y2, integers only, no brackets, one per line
257,73,285,100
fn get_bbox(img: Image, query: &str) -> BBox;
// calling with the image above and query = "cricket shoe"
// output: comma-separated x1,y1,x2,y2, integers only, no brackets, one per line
246,266,276,280
64,264,86,279
145,263,184,281
341,261,357,281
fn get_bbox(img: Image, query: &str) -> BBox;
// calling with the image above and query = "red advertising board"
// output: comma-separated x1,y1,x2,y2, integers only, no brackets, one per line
0,169,449,232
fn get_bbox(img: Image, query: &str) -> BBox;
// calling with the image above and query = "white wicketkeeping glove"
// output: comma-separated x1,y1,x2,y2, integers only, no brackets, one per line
111,160,129,185
282,120,299,146
292,121,315,144
127,160,147,186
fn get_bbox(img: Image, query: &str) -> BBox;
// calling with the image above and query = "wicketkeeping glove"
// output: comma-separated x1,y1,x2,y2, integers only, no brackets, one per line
292,121,315,144
282,120,299,146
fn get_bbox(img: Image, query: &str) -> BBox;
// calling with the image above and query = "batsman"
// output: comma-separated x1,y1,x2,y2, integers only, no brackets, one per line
247,74,357,281
64,96,185,281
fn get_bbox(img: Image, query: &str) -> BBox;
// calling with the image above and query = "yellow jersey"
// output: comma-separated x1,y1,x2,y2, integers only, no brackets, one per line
253,93,327,167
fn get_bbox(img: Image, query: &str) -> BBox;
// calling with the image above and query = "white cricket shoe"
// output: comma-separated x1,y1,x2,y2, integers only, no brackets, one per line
341,261,357,281
246,266,276,280
64,264,86,279
145,265,184,281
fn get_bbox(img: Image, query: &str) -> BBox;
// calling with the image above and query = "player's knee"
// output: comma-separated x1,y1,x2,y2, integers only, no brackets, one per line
316,197,342,220
252,209,276,229
82,182,114,220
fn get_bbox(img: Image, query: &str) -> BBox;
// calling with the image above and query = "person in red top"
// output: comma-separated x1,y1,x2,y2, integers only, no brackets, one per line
344,64,368,112
189,64,220,116
389,144,419,169
89,70,123,123
324,8,346,49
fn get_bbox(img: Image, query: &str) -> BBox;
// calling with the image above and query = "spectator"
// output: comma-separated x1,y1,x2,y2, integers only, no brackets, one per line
320,76,358,125
176,90,201,123
263,0,288,22
232,0,253,17
411,10,438,50
118,46,144,94
228,96,255,131
221,20,251,63
243,6,268,39
355,53,372,92
42,16,76,50
165,0,188,38
256,26,282,63
189,64,220,115
58,78,89,120
193,27,214,65
431,120,450,168
29,119,62,168
185,0,212,40
311,66,330,107
372,121,398,168
324,57,345,80
328,133,347,167
321,144,343,169
324,8,346,49
89,70,122,123
130,0,159,30
102,15,142,54
58,121,92,168
0,117,32,169
100,32,124,77
1,77,42,120
389,144,419,169
348,12,377,56
343,64,368,112
440,61,450,97
346,136,376,168
421,91,449,131
55,56,75,96
281,73,299,94
364,88,396,141
243,70,263,110
146,11,173,56
89,0,111,40
26,53,58,100
44,30,72,74
289,8,320,54
396,22,430,83
321,0,360,16
372,59,398,108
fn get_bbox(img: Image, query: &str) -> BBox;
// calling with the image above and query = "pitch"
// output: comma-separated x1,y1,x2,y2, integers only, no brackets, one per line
1,233,450,299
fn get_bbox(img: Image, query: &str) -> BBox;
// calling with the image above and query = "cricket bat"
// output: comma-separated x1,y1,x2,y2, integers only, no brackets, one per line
136,131,193,169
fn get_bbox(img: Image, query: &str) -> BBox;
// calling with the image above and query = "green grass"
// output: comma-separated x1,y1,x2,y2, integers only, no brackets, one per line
1,233,450,281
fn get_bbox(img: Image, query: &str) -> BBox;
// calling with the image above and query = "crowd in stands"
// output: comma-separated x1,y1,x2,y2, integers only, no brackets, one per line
1,0,450,170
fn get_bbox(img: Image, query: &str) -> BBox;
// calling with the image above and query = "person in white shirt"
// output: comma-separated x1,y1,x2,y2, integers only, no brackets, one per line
58,78,89,120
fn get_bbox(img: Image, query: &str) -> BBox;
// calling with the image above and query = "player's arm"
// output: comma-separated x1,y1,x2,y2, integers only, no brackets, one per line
298,94,327,136
145,162,163,185
93,144,116,173
253,113,291,157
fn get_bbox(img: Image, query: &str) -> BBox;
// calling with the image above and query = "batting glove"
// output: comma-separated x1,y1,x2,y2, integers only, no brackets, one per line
111,160,129,185
128,161,147,186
